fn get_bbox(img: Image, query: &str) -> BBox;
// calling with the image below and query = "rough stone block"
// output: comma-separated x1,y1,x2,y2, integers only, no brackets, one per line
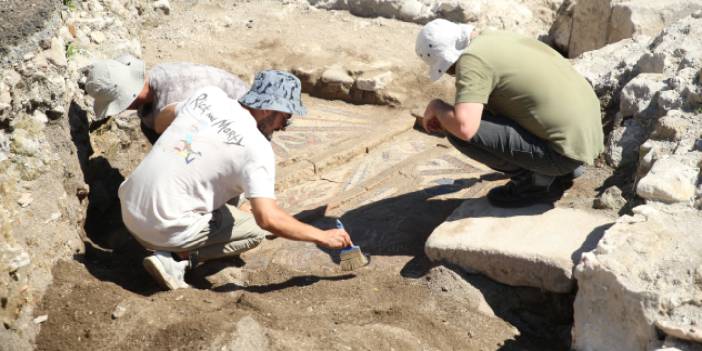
606,118,648,168
636,156,699,204
573,204,702,351
45,37,67,68
652,111,691,142
593,186,626,210
425,198,614,293
619,73,666,119
573,37,649,111
318,66,354,100
355,71,392,92
563,0,702,58
153,0,171,15
290,66,320,93
321,66,354,85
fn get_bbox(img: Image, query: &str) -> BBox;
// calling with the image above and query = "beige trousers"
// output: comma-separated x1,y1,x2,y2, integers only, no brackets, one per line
137,205,268,262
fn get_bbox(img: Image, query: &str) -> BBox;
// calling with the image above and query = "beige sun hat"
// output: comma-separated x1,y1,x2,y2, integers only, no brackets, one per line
415,19,475,81
85,54,145,120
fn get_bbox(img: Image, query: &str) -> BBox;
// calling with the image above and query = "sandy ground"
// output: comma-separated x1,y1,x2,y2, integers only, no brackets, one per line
34,1,615,350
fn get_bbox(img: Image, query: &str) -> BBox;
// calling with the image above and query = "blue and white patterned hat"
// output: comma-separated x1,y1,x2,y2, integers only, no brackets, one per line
239,70,307,116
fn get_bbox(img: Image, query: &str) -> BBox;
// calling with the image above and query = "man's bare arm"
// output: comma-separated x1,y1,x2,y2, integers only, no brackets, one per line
153,102,179,134
423,99,483,140
249,197,352,249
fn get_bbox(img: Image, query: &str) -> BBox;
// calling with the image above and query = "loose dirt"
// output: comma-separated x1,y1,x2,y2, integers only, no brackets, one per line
35,1,611,350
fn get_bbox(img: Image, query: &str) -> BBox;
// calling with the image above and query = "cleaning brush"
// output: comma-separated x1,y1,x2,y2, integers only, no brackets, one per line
336,219,369,271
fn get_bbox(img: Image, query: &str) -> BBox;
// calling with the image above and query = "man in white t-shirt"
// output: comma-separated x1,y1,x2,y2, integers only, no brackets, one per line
118,70,352,290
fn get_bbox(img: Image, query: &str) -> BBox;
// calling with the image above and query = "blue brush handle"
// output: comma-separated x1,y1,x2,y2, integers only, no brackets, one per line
336,219,358,251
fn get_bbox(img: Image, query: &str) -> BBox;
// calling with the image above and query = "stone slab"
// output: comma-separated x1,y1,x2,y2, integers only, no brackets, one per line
425,198,614,293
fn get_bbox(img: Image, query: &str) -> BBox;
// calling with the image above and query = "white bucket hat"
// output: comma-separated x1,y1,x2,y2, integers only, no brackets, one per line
85,54,145,120
415,19,475,81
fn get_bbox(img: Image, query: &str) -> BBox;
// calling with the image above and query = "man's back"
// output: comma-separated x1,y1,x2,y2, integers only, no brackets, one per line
455,31,603,164
139,62,249,129
119,87,275,247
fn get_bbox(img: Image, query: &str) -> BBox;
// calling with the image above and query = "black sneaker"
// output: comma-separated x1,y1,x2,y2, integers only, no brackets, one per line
487,171,574,208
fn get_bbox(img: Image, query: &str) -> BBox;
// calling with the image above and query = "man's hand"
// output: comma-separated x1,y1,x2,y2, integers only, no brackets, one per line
422,99,451,133
318,228,352,249
422,99,484,140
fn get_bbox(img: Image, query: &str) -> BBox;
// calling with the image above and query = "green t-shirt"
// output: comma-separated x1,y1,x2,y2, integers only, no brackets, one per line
455,31,603,164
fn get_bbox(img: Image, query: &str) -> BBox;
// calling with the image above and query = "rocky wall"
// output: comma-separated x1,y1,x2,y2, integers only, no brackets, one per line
573,13,702,205
0,1,157,349
572,12,702,351
308,0,564,40
550,0,702,58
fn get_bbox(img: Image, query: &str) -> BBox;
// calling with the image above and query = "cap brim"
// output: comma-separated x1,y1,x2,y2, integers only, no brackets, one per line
92,60,145,120
429,57,455,82
429,66,444,82
239,91,306,116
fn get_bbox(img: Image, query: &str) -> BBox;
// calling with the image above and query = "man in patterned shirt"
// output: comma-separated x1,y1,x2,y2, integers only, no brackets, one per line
86,54,248,141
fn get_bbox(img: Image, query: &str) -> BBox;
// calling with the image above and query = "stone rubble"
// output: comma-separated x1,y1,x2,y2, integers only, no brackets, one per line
574,14,702,188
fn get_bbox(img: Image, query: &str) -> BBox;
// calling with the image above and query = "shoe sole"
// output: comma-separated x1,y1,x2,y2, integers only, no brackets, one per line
143,256,189,290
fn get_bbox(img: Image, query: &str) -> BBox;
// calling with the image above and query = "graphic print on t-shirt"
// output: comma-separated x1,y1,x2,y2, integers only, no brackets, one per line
174,132,202,164
167,90,246,165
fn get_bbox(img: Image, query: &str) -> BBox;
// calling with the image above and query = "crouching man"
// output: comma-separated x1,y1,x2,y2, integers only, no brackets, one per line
118,70,352,290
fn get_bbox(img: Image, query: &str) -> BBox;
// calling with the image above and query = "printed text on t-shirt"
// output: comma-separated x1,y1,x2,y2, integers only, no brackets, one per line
189,93,244,146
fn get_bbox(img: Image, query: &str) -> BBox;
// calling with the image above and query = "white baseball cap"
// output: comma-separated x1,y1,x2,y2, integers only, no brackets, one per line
415,19,475,81
85,54,145,120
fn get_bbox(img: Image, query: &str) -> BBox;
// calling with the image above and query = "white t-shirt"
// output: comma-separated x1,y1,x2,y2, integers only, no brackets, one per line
119,86,276,248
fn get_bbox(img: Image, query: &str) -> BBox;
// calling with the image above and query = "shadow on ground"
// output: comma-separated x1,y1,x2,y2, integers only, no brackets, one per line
69,100,158,295
402,256,573,350
309,179,483,259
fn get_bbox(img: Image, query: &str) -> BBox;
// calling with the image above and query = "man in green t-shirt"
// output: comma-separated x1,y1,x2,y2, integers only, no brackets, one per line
415,19,603,208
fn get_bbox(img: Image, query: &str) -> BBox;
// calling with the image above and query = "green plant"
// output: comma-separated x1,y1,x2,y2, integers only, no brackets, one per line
63,0,76,11
65,42,77,60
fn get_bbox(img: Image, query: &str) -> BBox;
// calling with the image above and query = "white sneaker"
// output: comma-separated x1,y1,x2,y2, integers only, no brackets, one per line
143,251,190,290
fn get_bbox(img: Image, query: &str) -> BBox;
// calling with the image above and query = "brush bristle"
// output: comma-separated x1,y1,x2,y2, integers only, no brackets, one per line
339,246,369,271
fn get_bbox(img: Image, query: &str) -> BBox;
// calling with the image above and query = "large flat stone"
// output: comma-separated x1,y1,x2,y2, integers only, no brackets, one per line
425,198,614,293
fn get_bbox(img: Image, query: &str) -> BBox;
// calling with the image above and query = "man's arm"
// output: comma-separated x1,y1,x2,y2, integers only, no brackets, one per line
248,197,352,249
423,99,483,140
153,102,179,134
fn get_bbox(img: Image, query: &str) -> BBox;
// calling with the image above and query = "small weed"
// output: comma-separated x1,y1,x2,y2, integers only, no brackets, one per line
65,42,77,60
63,0,76,11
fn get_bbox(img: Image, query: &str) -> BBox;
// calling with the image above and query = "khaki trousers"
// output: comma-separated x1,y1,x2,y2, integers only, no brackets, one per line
137,205,268,262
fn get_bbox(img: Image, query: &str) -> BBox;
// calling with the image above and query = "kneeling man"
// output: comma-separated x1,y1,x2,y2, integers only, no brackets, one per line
118,70,352,290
